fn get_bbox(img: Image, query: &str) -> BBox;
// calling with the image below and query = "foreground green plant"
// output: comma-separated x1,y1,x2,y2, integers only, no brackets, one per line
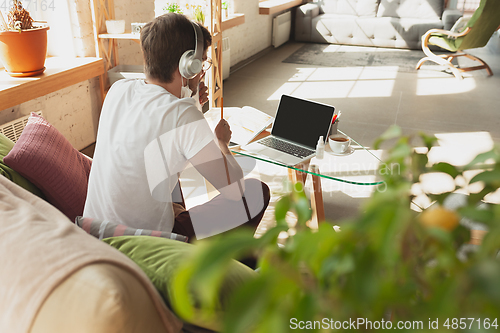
172,126,500,332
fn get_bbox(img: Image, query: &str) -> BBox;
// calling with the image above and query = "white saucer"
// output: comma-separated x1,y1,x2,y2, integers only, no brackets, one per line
329,146,355,156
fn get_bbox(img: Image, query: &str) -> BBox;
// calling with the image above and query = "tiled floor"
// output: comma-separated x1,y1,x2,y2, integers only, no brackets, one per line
219,38,500,226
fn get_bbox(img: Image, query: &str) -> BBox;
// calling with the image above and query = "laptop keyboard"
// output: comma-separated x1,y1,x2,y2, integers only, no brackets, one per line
259,137,315,159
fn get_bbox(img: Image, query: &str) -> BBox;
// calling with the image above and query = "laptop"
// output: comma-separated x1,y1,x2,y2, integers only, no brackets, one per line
243,95,335,166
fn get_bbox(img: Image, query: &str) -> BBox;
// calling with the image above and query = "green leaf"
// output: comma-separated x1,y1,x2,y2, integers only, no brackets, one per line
274,195,291,227
294,196,312,226
450,224,470,249
258,225,288,247
390,140,412,160
223,277,269,333
373,125,402,150
458,205,494,225
431,162,460,178
171,263,197,320
428,192,453,205
411,153,428,181
469,260,500,306
465,149,500,169
480,227,500,257
469,170,500,187
292,181,306,198
419,132,438,150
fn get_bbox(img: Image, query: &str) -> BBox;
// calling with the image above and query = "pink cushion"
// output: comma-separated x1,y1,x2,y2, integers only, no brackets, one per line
4,113,92,221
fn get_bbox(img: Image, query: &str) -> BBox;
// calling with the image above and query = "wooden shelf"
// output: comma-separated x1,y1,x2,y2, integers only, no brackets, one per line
222,13,245,30
0,57,105,111
98,31,140,40
90,0,226,109
97,15,245,39
259,0,303,15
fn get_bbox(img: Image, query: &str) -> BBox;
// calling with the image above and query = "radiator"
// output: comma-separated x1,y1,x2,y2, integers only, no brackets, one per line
272,11,291,48
222,37,230,80
0,111,43,143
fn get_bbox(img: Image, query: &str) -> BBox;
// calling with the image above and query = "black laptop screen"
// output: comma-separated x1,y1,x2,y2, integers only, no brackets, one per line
271,95,335,149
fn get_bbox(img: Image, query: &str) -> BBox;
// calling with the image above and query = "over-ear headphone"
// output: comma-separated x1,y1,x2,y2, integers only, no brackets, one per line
179,21,204,79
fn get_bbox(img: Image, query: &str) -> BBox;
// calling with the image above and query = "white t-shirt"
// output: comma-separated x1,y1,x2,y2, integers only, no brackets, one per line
84,79,214,232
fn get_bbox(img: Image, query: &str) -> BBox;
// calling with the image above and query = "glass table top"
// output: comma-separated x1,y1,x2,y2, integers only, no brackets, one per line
231,130,385,187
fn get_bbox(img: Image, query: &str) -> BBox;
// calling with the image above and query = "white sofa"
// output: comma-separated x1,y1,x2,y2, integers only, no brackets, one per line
295,0,462,49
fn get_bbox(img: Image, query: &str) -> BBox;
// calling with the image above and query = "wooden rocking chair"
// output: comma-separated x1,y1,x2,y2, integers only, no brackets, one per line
416,0,500,79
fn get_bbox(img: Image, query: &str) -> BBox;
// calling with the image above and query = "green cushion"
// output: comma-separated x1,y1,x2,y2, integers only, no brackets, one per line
0,134,44,198
428,34,461,52
103,236,257,331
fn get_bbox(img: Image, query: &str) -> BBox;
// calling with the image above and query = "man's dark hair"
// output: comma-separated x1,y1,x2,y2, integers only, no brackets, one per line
141,13,212,83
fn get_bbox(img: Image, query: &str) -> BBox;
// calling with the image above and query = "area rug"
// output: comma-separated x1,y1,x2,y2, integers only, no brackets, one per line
283,43,447,73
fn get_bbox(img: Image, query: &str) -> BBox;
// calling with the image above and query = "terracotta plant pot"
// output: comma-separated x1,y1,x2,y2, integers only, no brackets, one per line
0,25,49,77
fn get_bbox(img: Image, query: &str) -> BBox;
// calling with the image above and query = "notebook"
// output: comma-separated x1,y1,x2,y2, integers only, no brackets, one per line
204,106,274,147
242,95,335,166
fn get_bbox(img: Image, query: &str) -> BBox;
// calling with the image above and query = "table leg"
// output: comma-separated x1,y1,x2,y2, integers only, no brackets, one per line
310,165,325,226
287,161,310,185
287,162,325,228
470,229,487,245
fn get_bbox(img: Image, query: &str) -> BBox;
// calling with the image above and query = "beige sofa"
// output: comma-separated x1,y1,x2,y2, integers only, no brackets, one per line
0,175,186,333
0,113,223,333
295,0,462,49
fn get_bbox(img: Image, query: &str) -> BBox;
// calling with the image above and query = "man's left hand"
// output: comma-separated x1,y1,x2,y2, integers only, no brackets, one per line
198,81,209,106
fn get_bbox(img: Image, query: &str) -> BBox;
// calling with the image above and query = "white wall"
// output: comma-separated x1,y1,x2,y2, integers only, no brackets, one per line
152,0,275,68
0,0,274,150
223,0,273,67
114,0,155,65
0,79,101,151
112,0,275,67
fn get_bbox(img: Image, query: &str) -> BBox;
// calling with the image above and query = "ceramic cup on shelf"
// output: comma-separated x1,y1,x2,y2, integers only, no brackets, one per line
329,134,351,154
105,20,125,34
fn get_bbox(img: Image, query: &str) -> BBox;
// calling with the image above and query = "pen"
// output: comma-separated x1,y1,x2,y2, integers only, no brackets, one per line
331,114,338,124
333,110,342,124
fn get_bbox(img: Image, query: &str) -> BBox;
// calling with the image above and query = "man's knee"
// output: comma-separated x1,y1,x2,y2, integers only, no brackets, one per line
243,178,270,211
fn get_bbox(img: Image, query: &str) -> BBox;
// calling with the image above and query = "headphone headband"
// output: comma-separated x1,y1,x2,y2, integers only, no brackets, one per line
179,21,204,79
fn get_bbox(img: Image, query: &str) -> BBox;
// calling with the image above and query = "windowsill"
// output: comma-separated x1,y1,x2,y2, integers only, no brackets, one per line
259,0,303,15
0,57,104,111
98,32,140,40
222,13,245,30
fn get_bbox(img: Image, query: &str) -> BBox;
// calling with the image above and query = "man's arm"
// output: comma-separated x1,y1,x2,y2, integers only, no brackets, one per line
189,119,245,200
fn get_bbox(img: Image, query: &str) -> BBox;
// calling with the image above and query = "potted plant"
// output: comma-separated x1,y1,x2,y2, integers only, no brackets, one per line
222,1,229,19
170,126,500,332
193,5,205,26
163,3,184,14
0,0,49,77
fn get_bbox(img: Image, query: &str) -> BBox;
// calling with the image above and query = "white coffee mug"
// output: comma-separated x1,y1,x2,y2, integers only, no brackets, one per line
329,134,351,153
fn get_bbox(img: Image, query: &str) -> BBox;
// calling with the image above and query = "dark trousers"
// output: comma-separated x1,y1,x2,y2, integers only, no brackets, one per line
172,178,270,243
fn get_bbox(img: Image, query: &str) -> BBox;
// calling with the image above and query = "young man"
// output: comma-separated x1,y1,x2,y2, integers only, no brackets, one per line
84,13,269,241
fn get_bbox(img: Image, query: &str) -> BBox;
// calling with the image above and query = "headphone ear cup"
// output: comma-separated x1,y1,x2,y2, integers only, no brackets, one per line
179,50,194,79
179,50,202,79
